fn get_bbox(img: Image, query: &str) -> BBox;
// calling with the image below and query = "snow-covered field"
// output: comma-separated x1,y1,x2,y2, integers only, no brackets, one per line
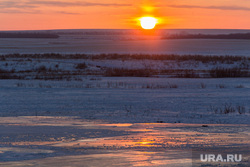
0,77,249,124
0,54,249,79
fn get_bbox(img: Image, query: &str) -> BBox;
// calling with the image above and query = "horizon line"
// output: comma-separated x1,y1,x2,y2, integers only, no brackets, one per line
1,28,250,32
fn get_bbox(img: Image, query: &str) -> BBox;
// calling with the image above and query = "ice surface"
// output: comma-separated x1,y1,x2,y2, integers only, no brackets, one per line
0,117,249,166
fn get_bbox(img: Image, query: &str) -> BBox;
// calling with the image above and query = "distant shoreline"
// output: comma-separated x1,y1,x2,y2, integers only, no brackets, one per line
1,31,250,40
0,32,59,39
162,33,250,40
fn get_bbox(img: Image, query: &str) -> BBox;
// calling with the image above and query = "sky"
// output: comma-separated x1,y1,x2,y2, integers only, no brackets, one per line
0,0,250,30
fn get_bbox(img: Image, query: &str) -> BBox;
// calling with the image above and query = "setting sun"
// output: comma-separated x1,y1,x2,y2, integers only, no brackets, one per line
139,17,158,30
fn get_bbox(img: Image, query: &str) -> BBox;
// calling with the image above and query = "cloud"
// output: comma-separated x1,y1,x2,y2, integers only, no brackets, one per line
28,1,131,7
0,1,39,14
0,9,41,14
167,4,250,11
0,1,36,9
56,11,80,15
0,0,131,14
0,0,131,9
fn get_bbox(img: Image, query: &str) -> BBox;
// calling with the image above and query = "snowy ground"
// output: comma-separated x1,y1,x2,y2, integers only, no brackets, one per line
0,78,249,124
0,54,249,79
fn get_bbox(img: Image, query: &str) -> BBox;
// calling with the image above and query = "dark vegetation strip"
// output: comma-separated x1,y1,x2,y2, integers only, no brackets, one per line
1,67,248,79
1,53,249,62
0,33,59,39
162,33,250,40
104,68,249,78
0,54,249,79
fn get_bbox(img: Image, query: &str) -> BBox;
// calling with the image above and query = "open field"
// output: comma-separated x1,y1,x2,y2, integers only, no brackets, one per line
0,76,249,124
0,54,249,79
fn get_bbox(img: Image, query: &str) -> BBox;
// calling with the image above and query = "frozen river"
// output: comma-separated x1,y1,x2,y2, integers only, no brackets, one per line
0,116,249,167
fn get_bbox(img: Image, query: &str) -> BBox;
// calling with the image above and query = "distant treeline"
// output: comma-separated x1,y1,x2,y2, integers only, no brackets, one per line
163,33,250,40
56,31,137,36
1,53,249,62
0,32,59,39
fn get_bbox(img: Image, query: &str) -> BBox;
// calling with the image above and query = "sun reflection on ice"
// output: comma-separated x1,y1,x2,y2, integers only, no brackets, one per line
0,117,249,167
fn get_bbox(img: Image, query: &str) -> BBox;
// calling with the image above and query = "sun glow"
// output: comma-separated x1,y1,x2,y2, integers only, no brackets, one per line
139,17,158,30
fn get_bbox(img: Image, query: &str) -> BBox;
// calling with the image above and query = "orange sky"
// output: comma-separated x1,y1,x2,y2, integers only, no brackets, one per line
1,0,250,30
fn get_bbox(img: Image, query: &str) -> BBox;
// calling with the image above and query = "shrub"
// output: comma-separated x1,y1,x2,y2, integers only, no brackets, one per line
216,84,226,88
210,104,246,114
36,65,47,73
168,83,178,88
235,85,244,88
222,104,235,114
237,105,246,114
105,68,152,77
209,67,247,78
200,83,206,89
76,62,87,69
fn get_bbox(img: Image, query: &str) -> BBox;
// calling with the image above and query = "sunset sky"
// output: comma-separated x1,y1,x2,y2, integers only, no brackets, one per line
1,0,250,30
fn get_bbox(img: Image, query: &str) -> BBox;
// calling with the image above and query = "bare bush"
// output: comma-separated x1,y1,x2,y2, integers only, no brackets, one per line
210,67,248,78
76,62,87,69
216,84,226,88
210,104,246,114
105,68,152,77
36,65,47,73
200,83,206,89
235,85,244,88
